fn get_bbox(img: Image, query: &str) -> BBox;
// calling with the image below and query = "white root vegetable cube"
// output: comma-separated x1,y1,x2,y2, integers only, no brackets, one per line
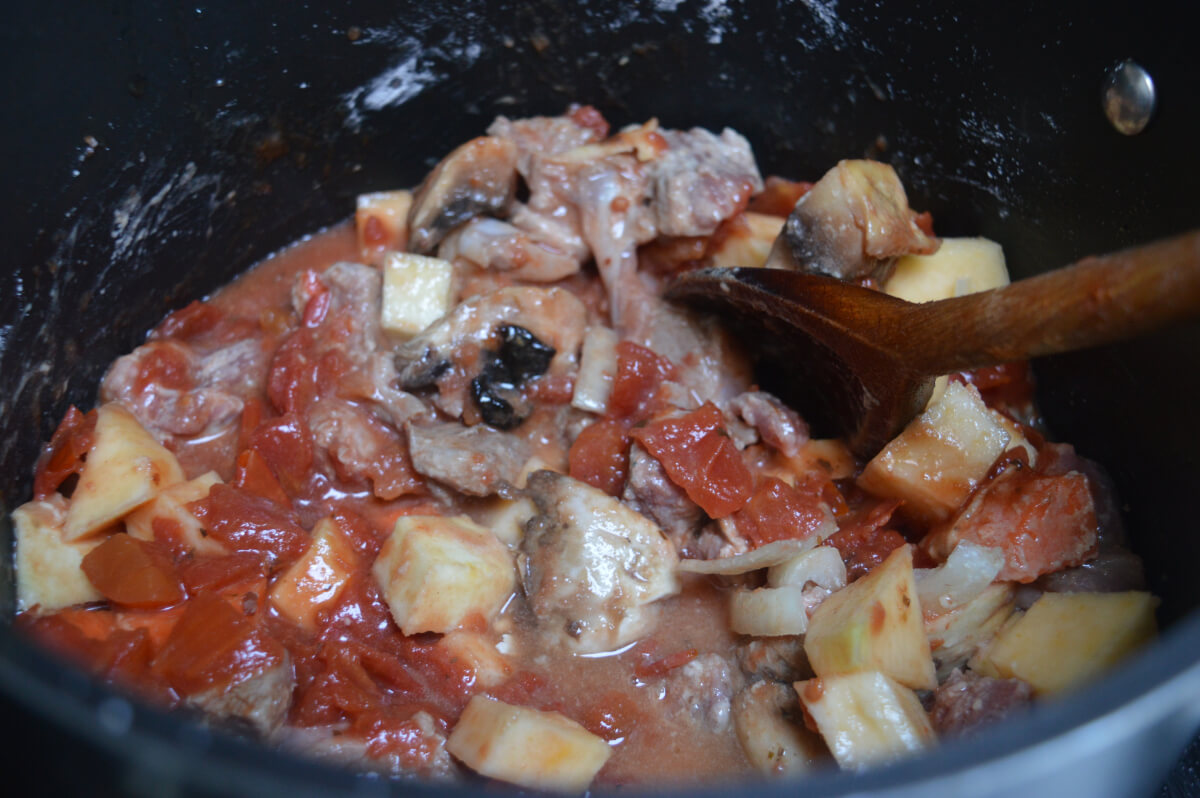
381,252,456,337
570,325,619,414
269,517,359,632
971,591,1158,695
125,471,225,556
925,582,1015,679
730,585,810,636
709,212,786,269
805,545,936,690
436,630,513,687
858,381,1010,524
64,403,185,541
356,189,413,263
447,695,611,792
373,515,515,635
885,237,1010,304
14,495,102,612
796,671,935,770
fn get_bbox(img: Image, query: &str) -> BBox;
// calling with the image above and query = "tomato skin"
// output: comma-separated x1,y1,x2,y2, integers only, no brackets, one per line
608,341,677,422
191,484,309,567
248,413,314,496
34,406,97,499
734,476,830,548
632,403,753,518
234,448,292,506
568,418,632,496
81,534,185,609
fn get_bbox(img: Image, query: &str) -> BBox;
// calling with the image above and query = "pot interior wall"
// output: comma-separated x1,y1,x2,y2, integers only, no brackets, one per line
0,0,1198,791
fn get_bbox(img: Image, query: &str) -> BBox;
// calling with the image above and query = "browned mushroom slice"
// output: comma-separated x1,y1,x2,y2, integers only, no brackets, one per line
407,136,519,254
776,159,938,282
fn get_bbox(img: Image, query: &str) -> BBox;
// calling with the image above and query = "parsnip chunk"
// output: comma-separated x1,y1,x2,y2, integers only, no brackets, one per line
805,545,936,690
269,517,359,632
14,495,102,612
796,671,934,769
373,515,515,635
858,381,1010,524
570,325,619,414
125,471,225,556
446,695,611,792
730,585,810,636
971,591,1158,694
925,582,1015,679
381,252,456,337
709,212,786,269
885,237,1009,304
64,403,185,541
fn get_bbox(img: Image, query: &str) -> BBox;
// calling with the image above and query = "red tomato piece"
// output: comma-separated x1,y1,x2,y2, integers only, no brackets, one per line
234,448,292,506
824,498,906,581
608,341,677,422
747,176,814,217
248,413,314,496
155,592,286,696
632,403,753,518
914,210,936,237
33,406,97,499
178,551,270,594
151,299,222,341
579,690,644,742
267,329,321,415
191,484,309,566
633,647,699,679
81,534,185,609
734,476,830,548
568,418,632,496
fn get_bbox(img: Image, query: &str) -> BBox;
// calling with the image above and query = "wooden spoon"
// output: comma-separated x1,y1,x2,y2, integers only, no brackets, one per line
668,230,1200,458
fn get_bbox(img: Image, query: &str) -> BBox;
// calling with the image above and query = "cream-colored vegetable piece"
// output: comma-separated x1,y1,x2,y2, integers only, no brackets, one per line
124,471,225,556
915,541,1005,615
857,381,1010,524
884,237,1010,304
14,495,102,612
925,582,1015,679
768,546,847,590
733,680,822,776
64,403,185,541
446,695,611,792
805,545,936,690
270,517,359,632
355,189,413,262
678,538,816,575
796,671,935,770
570,325,619,414
709,212,786,269
381,252,456,337
373,515,515,635
436,630,513,688
730,584,810,636
786,438,856,481
971,591,1158,695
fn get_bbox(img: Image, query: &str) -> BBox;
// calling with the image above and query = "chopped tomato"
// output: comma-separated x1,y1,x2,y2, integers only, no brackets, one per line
81,534,185,609
747,176,814,217
179,551,270,594
632,403,753,518
267,329,322,415
568,418,632,496
734,476,830,548
155,592,286,696
299,270,332,327
191,484,309,566
568,104,610,139
526,373,576,404
579,690,644,742
33,406,96,499
248,413,314,496
824,498,906,581
608,341,677,422
953,361,1037,416
633,647,699,679
151,299,221,341
133,343,193,392
914,210,936,238
234,448,292,506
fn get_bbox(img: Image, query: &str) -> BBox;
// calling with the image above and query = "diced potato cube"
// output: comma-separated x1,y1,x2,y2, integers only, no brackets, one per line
730,585,810,636
64,403,185,541
796,671,935,769
971,591,1158,694
709,212,786,269
356,189,413,263
125,471,225,556
925,582,1015,679
14,495,103,612
805,545,936,690
269,517,359,632
858,381,1010,524
381,252,456,337
571,325,618,414
473,495,537,548
446,695,611,792
437,630,513,687
372,515,515,635
885,237,1010,304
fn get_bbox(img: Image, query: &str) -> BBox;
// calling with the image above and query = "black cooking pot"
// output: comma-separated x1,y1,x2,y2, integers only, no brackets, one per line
2,1,1199,795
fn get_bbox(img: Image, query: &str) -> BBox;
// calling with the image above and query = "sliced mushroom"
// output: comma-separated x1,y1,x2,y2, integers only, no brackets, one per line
776,159,938,282
407,136,519,254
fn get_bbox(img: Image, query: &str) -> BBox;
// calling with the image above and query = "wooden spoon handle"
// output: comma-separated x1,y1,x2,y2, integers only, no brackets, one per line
901,230,1200,375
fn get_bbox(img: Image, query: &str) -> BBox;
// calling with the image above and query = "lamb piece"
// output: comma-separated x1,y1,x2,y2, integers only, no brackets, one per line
308,398,423,500
407,136,519,254
101,340,249,440
487,106,609,179
1035,548,1146,594
663,653,742,732
779,159,938,282
521,470,679,653
438,217,581,283
406,421,528,497
735,636,810,683
1036,442,1128,548
300,261,384,360
724,391,810,457
929,669,1033,737
648,128,764,237
280,712,458,781
732,679,822,776
186,652,295,737
622,443,706,547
